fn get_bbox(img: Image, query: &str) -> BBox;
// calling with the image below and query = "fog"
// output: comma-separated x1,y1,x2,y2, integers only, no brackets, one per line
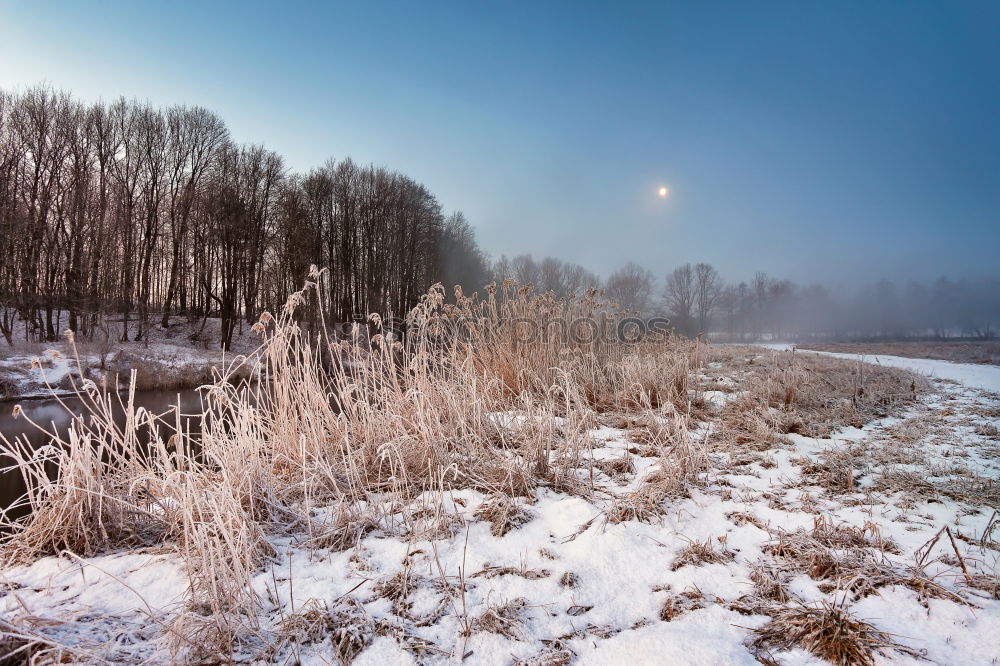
482,254,1000,342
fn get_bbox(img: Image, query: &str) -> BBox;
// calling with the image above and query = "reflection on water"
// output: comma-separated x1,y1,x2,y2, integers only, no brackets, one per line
0,389,205,522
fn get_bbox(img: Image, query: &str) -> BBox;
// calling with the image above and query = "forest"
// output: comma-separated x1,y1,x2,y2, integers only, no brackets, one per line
0,86,490,349
2,85,997,350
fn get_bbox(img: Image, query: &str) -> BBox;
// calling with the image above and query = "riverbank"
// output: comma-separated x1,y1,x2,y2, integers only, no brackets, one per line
757,342,1000,394
2,284,998,665
0,316,259,400
798,341,1000,366
12,358,996,666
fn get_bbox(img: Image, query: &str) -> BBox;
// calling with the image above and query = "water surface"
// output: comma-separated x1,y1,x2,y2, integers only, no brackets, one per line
0,389,204,522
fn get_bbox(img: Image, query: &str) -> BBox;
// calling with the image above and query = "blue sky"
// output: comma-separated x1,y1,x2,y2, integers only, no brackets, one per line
1,0,997,285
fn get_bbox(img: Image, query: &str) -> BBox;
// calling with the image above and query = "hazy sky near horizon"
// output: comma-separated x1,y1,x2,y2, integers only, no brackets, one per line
2,1,998,286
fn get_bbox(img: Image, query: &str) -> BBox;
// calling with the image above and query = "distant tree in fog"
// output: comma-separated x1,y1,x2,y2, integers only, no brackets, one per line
694,263,722,334
794,284,839,340
718,285,738,340
539,257,567,296
560,262,601,298
956,277,1000,339
750,272,772,340
663,264,695,334
766,279,796,340
606,262,655,313
510,255,542,286
491,254,600,299
439,212,490,295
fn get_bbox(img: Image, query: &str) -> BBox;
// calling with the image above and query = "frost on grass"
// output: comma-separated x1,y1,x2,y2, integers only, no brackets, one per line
751,598,923,666
2,281,1000,664
474,494,533,537
472,597,529,640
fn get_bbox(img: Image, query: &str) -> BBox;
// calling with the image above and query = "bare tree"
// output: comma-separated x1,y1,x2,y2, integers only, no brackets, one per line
539,256,567,297
510,255,541,286
0,86,460,349
5,84,996,351
694,262,722,334
160,106,228,327
439,211,489,294
718,285,738,341
664,264,695,334
491,255,599,300
560,262,601,298
606,262,655,313
750,271,772,340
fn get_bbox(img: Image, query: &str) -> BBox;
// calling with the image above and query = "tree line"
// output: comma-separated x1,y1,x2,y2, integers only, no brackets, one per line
0,86,488,348
2,85,996,349
561,261,999,342
465,251,998,341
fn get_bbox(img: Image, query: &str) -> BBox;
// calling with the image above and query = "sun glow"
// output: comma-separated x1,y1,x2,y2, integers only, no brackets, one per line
658,186,669,198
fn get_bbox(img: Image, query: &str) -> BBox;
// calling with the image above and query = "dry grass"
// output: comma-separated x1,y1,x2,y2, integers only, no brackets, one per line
670,537,735,570
473,597,529,639
513,649,573,666
875,466,1000,508
798,341,1000,366
758,516,969,608
975,422,1000,440
705,346,921,449
809,515,899,553
749,563,792,602
752,597,921,666
0,615,102,665
0,388,187,563
607,412,706,523
307,508,381,552
372,570,417,613
593,452,635,479
966,573,1000,600
473,564,550,580
0,277,709,660
474,494,533,537
658,589,708,621
0,276,939,663
558,572,580,588
276,598,372,663
797,443,865,493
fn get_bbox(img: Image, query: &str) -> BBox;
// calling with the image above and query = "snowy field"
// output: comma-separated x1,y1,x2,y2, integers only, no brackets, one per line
757,343,1000,394
2,347,999,665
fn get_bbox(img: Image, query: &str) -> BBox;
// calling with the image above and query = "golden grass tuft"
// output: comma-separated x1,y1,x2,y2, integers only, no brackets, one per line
670,538,735,571
513,648,574,666
473,597,529,640
474,494,533,537
752,598,920,666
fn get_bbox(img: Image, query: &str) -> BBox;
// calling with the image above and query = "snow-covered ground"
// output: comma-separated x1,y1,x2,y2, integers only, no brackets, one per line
2,353,999,664
0,316,259,399
757,343,1000,394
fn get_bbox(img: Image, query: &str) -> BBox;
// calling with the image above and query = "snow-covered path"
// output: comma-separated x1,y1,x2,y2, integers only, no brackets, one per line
756,343,1000,394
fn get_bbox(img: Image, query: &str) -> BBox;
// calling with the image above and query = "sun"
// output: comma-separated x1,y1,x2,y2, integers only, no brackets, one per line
658,186,669,198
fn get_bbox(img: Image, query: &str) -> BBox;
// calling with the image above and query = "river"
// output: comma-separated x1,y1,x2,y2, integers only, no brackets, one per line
0,389,205,522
